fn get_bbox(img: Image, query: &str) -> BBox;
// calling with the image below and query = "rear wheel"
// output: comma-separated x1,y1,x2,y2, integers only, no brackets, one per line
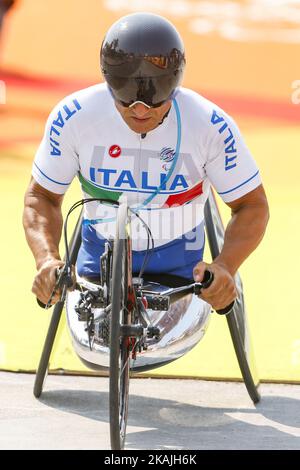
33,211,83,398
204,190,260,404
33,301,64,398
109,203,133,450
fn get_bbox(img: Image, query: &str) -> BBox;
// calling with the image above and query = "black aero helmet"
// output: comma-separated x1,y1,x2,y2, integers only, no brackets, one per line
100,12,186,107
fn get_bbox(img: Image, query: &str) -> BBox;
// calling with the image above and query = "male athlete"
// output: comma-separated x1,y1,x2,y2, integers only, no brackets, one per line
23,12,269,311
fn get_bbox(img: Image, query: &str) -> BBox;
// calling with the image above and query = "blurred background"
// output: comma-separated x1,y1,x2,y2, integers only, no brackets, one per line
0,0,299,381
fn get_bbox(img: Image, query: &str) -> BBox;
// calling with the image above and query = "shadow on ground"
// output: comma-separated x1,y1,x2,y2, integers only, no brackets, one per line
39,390,300,450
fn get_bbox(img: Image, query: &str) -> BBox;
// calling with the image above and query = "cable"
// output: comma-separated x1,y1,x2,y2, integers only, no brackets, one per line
63,199,154,281
63,198,119,267
44,197,154,308
129,208,155,279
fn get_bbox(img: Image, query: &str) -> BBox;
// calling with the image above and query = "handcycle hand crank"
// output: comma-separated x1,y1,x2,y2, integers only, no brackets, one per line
153,270,235,315
36,264,74,309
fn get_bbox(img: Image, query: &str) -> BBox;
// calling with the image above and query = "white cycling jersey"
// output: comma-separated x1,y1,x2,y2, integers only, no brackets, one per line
32,83,261,279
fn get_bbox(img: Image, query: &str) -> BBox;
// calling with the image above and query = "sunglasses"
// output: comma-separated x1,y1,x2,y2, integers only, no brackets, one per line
109,87,174,109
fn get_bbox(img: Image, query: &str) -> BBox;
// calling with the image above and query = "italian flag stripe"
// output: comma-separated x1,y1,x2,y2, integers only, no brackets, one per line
162,181,203,208
78,173,122,201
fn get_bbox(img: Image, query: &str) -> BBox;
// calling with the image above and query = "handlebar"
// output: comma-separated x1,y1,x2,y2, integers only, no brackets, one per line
36,265,74,309
37,267,235,315
199,270,235,315
161,270,235,315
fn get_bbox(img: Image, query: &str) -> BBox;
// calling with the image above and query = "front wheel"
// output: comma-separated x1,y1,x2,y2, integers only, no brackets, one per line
109,202,133,450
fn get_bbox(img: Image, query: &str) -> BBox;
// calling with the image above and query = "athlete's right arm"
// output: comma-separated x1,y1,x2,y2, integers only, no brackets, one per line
23,177,65,305
23,93,81,304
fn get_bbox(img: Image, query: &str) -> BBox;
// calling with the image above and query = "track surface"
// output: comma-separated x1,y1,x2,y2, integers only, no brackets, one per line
0,372,299,450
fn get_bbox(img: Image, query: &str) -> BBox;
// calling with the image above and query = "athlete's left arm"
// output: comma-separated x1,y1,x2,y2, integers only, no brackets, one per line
194,184,269,310
214,183,269,275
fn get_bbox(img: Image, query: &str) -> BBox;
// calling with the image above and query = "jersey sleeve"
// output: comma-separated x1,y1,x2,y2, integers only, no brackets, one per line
204,108,262,203
32,100,80,194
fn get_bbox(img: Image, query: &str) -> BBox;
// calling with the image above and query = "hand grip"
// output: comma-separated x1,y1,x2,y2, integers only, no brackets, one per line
36,298,48,309
201,270,235,315
35,267,64,309
215,302,234,315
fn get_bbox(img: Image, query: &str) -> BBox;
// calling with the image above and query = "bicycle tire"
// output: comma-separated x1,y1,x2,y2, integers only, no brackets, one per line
109,203,132,450
204,190,260,404
33,210,83,398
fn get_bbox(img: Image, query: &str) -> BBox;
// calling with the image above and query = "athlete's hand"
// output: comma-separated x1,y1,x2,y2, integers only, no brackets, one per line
193,261,237,310
32,259,65,306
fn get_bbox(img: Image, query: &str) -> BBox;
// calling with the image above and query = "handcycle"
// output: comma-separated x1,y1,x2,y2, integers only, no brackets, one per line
33,189,260,450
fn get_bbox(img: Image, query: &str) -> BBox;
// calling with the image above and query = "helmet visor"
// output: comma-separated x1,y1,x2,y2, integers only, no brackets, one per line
106,74,180,108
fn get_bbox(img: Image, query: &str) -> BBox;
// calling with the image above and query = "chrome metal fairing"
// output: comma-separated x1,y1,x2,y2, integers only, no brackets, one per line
66,279,211,372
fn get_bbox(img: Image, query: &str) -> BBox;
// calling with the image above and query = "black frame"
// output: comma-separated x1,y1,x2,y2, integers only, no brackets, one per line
33,210,83,398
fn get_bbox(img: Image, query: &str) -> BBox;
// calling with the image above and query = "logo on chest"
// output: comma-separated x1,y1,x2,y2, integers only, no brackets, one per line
160,147,176,171
109,145,122,158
